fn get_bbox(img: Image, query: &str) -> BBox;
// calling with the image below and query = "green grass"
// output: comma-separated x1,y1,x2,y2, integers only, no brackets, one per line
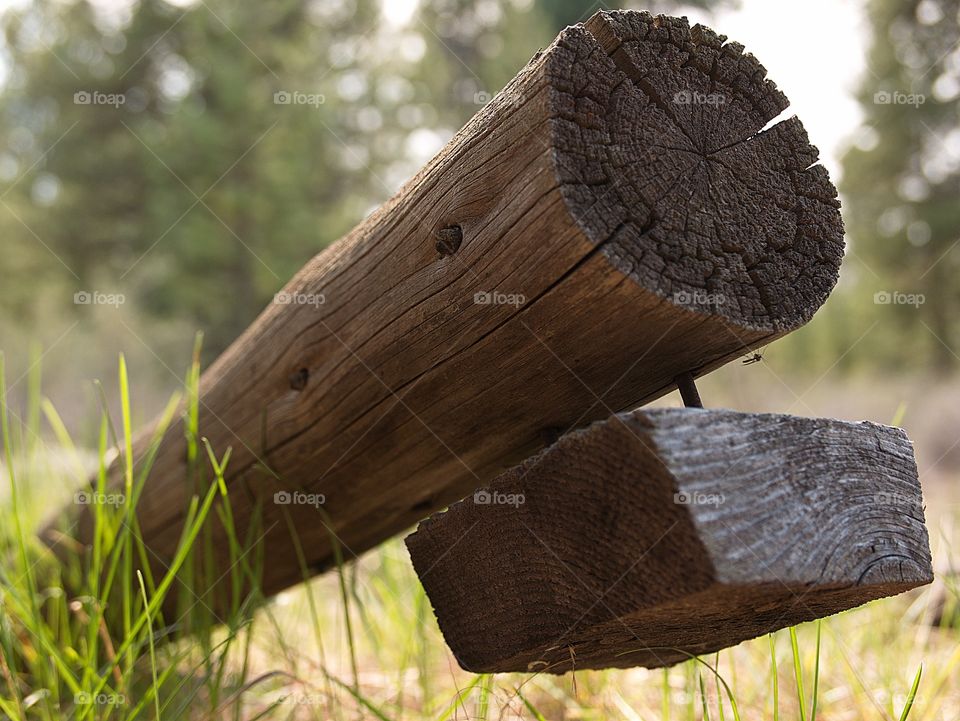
0,350,957,719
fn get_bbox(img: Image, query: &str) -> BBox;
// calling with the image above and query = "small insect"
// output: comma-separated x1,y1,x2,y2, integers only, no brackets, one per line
742,350,765,365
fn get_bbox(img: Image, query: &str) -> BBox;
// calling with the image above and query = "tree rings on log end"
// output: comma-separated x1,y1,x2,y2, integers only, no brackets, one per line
547,11,845,333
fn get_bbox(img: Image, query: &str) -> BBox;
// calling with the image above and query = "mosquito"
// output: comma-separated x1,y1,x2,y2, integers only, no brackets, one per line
742,349,765,365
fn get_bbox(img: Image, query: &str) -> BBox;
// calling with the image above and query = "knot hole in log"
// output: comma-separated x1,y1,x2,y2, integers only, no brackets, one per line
289,367,309,391
435,225,463,256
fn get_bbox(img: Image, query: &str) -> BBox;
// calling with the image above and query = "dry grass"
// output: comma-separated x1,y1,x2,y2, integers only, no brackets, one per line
0,350,957,720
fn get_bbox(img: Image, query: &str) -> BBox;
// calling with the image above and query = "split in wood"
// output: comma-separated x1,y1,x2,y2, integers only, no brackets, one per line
406,408,933,673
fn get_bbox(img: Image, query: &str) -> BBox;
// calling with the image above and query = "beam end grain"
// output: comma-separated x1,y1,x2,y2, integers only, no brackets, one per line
405,409,933,673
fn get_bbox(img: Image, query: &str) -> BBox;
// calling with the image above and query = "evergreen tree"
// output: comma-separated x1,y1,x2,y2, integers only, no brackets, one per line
0,0,735,366
841,0,960,370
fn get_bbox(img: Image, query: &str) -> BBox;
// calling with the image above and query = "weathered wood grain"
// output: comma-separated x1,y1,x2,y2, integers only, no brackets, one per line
48,10,844,604
406,409,933,673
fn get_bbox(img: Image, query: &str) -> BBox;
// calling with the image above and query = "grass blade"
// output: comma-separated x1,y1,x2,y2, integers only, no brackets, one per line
811,621,822,721
898,664,922,721
769,634,779,721
516,689,548,721
790,626,807,721
137,570,162,721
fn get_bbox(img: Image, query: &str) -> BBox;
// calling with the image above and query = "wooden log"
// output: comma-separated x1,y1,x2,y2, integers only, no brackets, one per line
405,409,933,673
48,10,844,603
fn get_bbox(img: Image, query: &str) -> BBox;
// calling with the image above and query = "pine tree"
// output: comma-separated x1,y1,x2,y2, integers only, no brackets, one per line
841,0,960,370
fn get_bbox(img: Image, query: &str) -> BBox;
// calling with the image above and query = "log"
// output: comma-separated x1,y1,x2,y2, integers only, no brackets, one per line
48,10,844,603
405,409,933,673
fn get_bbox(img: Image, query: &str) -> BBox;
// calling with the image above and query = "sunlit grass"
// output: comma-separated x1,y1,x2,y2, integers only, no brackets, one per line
0,348,956,719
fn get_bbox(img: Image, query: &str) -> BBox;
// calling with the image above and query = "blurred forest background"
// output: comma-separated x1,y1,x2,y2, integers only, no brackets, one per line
0,0,958,488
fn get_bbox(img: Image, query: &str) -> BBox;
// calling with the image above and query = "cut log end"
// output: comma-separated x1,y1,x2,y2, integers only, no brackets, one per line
548,11,844,333
406,409,933,674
